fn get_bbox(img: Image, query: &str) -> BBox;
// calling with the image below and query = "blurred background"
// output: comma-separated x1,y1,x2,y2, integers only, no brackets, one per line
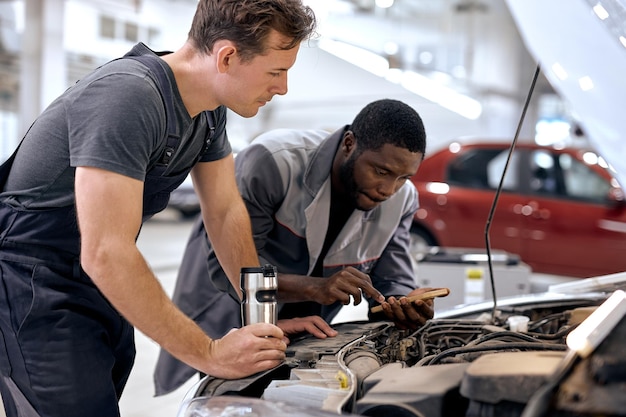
1,1,624,416
0,0,592,161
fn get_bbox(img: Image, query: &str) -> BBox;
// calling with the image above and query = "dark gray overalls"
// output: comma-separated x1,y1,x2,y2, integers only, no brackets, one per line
0,44,216,417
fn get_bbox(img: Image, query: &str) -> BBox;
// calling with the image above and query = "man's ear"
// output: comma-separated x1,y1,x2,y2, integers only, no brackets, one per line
215,42,237,73
343,130,357,155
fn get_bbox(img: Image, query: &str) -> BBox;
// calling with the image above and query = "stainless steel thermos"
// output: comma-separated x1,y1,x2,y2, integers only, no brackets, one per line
240,264,278,325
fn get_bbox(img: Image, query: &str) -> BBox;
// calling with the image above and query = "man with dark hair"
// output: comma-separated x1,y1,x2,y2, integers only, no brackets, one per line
154,99,438,395
0,1,316,416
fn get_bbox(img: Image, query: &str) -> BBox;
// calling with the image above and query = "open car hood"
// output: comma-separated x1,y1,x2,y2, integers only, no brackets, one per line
507,0,626,188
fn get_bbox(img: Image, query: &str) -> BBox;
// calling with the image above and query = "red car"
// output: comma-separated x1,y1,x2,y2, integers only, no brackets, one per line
410,140,626,278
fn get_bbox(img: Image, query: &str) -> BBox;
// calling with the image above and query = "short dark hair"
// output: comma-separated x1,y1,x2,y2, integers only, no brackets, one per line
188,0,317,62
350,99,427,156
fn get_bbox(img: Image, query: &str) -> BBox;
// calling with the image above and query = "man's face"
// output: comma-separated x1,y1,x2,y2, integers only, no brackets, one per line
339,142,423,211
220,30,300,118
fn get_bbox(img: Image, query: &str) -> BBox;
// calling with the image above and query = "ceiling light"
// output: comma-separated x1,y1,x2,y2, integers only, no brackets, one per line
375,0,394,9
592,3,610,20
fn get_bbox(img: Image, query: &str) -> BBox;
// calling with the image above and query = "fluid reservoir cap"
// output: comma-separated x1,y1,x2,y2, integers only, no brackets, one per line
294,349,319,362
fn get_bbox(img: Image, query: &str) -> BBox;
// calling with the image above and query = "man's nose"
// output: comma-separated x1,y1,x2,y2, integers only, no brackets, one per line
379,178,399,198
273,73,288,96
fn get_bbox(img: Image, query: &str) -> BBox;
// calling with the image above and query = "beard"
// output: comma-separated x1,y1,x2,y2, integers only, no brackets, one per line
338,154,371,212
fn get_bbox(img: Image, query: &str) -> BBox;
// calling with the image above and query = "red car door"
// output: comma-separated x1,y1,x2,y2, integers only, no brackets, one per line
519,149,626,277
428,146,524,256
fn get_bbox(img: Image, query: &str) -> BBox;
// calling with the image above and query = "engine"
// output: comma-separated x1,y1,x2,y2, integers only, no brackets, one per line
183,295,626,417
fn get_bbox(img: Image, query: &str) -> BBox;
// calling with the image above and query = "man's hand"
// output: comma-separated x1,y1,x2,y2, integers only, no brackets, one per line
205,323,286,379
308,267,385,306
277,316,338,343
376,287,441,330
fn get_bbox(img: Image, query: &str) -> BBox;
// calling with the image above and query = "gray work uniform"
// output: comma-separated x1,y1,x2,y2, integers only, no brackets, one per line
154,127,419,395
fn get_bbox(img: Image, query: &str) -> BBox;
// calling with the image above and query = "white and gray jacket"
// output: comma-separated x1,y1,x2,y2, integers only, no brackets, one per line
237,127,418,301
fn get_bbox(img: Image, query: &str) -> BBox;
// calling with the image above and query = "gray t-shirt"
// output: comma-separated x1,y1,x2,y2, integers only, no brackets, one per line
1,46,230,209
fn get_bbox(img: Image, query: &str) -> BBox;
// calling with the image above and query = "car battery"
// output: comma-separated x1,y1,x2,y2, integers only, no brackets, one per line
415,247,532,312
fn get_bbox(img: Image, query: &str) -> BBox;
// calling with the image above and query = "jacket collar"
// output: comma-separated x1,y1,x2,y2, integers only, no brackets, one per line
303,126,347,196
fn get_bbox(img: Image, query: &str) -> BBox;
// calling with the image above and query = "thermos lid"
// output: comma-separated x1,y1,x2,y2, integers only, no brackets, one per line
241,266,264,274
240,265,277,275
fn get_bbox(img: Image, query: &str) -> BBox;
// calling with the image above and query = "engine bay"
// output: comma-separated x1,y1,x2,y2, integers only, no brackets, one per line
181,291,626,417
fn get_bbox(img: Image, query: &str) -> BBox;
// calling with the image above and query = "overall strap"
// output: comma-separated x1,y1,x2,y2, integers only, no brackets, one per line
202,109,217,156
123,53,179,167
124,51,218,166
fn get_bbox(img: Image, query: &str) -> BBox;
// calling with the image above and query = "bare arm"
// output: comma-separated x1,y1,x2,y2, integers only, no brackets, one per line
76,166,284,379
192,156,259,300
277,267,384,306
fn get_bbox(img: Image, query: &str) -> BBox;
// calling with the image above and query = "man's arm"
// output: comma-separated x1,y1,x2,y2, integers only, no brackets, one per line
191,156,260,300
277,269,384,306
75,166,285,379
